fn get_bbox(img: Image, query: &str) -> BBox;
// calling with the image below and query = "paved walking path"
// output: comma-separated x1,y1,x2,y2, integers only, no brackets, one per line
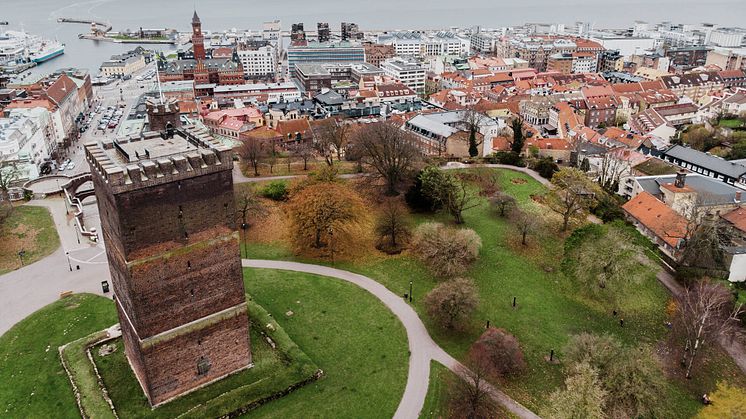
244,259,540,419
0,199,109,335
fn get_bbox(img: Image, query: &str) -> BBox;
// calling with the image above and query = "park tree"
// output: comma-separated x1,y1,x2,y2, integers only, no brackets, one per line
562,333,666,418
469,327,526,379
546,167,601,231
312,117,349,165
286,182,365,250
675,279,744,379
289,141,315,171
511,209,539,246
405,169,442,213
461,108,484,158
355,122,421,195
424,278,479,330
563,224,653,302
489,191,516,217
0,155,21,222
374,199,412,253
545,362,607,419
448,350,499,419
604,345,666,418
412,222,482,278
510,117,525,155
680,216,733,273
235,188,267,228
420,169,480,224
697,382,746,419
445,176,481,224
238,136,268,176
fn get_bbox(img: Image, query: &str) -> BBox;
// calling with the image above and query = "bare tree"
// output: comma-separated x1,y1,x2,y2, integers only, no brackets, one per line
449,351,499,418
489,191,516,217
290,141,315,171
313,117,349,165
355,122,421,196
546,167,601,231
0,154,21,220
676,280,744,378
446,176,481,225
511,209,539,246
375,199,411,253
238,137,267,176
235,188,267,228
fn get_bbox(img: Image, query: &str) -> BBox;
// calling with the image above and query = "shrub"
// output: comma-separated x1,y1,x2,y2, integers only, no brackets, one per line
261,181,289,201
424,278,479,330
487,151,525,167
469,327,526,379
411,222,482,278
531,157,559,179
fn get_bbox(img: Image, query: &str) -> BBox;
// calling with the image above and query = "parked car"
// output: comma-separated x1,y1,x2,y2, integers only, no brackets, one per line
58,162,68,171
67,163,76,171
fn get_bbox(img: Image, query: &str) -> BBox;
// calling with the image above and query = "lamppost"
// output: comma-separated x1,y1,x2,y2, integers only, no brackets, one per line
18,249,25,267
73,221,80,244
409,281,413,303
66,251,72,271
241,222,249,258
328,226,334,265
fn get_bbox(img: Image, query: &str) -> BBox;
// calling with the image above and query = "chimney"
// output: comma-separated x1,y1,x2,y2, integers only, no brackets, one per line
674,170,686,188
736,191,742,202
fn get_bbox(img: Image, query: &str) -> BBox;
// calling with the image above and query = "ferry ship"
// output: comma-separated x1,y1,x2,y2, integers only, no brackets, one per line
0,31,64,67
29,41,65,63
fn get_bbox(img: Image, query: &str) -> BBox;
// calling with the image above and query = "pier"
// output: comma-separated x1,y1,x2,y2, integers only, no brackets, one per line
57,17,113,33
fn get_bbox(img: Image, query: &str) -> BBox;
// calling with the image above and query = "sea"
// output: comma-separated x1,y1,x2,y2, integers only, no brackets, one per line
4,0,746,77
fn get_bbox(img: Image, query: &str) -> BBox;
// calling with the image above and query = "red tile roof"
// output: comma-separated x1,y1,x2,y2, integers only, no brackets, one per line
622,191,688,248
722,207,746,233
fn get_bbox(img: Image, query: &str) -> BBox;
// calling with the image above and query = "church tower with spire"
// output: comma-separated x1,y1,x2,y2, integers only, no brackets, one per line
191,10,206,60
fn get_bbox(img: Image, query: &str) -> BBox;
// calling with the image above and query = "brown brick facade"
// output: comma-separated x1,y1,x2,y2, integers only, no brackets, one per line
88,128,251,406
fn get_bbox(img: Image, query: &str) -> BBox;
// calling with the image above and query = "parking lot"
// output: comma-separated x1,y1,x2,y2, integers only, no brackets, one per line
56,63,158,177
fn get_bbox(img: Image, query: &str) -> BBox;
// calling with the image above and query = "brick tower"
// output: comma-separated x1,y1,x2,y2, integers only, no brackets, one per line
146,97,181,133
85,125,251,406
191,10,206,60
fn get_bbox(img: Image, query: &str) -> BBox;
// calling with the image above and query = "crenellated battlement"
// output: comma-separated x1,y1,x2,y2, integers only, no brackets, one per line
85,125,234,194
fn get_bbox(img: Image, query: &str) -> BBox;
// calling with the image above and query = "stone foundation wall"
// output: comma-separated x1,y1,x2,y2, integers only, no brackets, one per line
139,309,252,406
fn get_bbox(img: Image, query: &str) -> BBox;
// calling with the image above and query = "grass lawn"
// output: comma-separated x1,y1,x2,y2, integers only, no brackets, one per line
0,268,409,419
718,119,745,128
240,159,360,178
90,301,318,418
0,205,60,274
244,268,409,418
241,168,745,417
0,294,117,418
420,361,452,419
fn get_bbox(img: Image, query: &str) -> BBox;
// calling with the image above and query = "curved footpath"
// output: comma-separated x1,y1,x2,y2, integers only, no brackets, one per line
244,259,540,419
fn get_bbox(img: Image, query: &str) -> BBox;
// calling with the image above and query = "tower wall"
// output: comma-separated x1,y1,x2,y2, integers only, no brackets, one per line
86,127,251,406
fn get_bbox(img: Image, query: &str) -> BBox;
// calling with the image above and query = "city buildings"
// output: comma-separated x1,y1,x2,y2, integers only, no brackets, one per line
341,22,363,41
381,57,426,95
100,48,147,78
378,31,470,57
236,43,276,79
287,41,366,73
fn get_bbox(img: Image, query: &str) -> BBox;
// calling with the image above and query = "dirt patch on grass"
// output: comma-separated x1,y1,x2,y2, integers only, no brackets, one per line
511,178,528,185
0,221,40,272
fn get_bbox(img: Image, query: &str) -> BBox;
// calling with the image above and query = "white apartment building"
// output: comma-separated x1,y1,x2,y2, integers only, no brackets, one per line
381,57,426,94
236,44,276,78
571,53,598,73
708,29,746,48
262,20,281,41
378,31,470,58
0,107,57,182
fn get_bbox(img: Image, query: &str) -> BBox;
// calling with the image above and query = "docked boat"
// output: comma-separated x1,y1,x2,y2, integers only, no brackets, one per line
29,41,65,63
